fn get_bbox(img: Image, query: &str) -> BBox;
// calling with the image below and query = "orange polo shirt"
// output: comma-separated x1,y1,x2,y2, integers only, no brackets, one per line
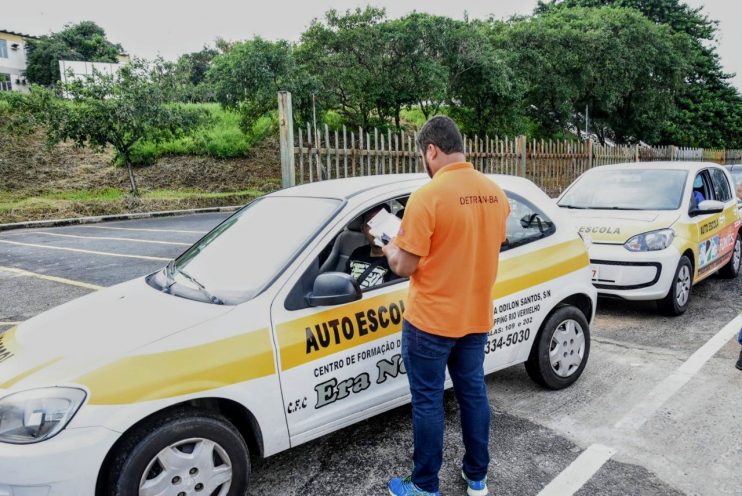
394,162,510,337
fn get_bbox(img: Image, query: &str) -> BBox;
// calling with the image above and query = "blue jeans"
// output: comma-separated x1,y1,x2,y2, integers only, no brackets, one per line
401,320,491,493
738,328,742,345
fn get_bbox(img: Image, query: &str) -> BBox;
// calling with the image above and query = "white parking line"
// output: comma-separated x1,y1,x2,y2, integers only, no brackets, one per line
0,322,21,326
0,266,103,290
537,444,616,496
0,239,171,262
9,231,191,247
537,312,742,496
614,312,742,430
77,225,207,235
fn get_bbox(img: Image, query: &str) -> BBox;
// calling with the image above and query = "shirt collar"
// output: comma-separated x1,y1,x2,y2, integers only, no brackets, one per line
434,162,474,178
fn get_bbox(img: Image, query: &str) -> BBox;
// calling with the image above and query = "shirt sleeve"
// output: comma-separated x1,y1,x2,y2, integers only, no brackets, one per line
394,190,435,257
501,192,512,242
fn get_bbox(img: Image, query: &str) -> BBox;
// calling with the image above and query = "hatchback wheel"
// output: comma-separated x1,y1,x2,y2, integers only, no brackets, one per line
719,231,741,279
657,255,693,316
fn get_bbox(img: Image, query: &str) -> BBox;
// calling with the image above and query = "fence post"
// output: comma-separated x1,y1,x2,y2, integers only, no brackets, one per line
277,91,295,188
587,139,593,169
517,135,527,177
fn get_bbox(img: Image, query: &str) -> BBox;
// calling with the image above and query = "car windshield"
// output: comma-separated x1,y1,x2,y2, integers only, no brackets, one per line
731,170,742,188
170,196,341,303
558,168,688,210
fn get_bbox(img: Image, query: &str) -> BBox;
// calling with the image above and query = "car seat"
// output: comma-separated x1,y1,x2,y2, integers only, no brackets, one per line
318,216,367,274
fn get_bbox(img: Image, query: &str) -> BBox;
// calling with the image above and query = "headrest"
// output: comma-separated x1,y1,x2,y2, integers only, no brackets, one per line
348,216,365,232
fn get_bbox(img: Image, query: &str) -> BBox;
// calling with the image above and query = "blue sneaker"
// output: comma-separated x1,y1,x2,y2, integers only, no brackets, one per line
388,476,441,496
461,470,489,496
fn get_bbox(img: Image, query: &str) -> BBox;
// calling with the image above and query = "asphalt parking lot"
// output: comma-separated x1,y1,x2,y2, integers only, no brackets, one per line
0,213,740,496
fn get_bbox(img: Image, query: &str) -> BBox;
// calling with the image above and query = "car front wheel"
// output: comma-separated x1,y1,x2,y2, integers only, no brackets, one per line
105,409,250,496
657,255,693,316
525,305,590,390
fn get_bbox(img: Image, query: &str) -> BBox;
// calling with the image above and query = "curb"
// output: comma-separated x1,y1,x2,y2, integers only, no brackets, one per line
0,205,243,232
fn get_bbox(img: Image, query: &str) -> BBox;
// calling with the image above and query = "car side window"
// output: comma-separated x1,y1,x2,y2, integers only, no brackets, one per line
502,192,556,252
284,196,409,311
691,171,711,209
709,168,732,202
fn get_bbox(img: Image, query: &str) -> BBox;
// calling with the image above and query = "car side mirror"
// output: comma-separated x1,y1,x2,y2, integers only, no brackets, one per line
690,200,725,216
306,272,362,307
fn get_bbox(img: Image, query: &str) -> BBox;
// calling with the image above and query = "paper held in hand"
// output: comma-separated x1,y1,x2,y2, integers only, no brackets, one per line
367,209,402,247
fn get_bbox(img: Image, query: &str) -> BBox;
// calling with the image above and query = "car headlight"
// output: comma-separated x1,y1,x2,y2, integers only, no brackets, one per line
624,229,675,252
0,388,86,444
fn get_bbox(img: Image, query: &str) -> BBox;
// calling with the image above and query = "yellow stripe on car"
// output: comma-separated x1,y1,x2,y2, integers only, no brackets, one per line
76,328,275,405
278,238,588,371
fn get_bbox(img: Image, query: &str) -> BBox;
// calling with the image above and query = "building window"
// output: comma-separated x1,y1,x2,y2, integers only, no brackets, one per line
0,40,7,58
0,73,11,92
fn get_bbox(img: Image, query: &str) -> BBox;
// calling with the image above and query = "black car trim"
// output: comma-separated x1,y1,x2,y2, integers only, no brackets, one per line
590,259,662,290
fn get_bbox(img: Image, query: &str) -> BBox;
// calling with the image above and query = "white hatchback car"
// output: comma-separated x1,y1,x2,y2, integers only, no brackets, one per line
0,174,596,495
558,162,741,315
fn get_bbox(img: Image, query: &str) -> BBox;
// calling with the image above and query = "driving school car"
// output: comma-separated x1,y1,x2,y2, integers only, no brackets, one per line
0,173,596,496
558,162,741,315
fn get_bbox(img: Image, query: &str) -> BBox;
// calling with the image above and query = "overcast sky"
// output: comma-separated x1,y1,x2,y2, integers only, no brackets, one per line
4,0,741,89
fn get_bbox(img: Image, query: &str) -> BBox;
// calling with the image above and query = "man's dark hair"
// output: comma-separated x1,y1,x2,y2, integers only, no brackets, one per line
416,115,464,154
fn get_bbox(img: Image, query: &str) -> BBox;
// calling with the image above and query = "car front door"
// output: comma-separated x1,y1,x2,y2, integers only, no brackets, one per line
269,196,413,446
691,169,736,280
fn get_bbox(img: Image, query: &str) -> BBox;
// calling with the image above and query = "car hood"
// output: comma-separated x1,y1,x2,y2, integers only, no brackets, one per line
0,277,232,394
561,209,680,244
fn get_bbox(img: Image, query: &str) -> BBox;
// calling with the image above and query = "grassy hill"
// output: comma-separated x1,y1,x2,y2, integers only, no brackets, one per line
0,105,282,224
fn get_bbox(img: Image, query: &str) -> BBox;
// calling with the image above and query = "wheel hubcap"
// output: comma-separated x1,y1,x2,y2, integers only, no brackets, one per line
139,438,233,496
733,237,741,272
675,265,691,307
549,319,586,378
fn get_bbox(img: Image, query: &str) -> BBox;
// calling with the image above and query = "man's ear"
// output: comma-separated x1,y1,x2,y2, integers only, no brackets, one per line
427,144,438,161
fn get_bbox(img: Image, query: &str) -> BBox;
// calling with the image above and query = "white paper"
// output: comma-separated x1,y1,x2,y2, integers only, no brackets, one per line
367,209,401,247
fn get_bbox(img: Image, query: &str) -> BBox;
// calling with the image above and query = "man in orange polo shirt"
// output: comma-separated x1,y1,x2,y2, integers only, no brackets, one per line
383,116,510,496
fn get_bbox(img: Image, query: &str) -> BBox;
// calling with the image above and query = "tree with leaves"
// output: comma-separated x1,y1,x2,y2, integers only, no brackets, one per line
25,21,123,86
536,0,742,147
207,37,297,130
500,6,691,143
27,59,206,195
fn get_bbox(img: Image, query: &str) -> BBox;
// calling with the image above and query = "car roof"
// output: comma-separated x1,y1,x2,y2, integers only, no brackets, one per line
592,161,725,172
268,172,536,200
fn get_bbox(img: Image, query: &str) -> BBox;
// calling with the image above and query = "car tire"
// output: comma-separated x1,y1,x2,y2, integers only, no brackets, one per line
525,305,590,390
719,231,741,279
104,409,250,496
657,255,693,316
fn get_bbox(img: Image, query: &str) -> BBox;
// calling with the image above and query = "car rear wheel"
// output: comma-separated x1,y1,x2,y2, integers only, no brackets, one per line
657,255,693,316
525,305,590,390
719,231,741,279
105,409,250,496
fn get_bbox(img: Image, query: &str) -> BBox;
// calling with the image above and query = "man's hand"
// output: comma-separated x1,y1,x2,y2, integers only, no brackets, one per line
383,241,421,278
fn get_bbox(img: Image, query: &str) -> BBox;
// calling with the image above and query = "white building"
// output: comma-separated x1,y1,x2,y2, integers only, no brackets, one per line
0,29,34,93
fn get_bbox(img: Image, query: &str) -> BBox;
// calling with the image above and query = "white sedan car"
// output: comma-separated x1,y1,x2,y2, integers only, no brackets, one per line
0,174,596,495
558,162,741,315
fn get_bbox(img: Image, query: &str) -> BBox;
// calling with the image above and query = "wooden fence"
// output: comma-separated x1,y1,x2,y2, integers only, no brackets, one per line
276,94,741,195
287,123,742,196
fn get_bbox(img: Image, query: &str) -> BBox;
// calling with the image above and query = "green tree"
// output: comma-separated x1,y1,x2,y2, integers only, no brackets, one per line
207,37,296,130
445,20,524,137
298,7,390,128
536,0,742,147
27,59,206,195
501,7,691,143
25,21,123,86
